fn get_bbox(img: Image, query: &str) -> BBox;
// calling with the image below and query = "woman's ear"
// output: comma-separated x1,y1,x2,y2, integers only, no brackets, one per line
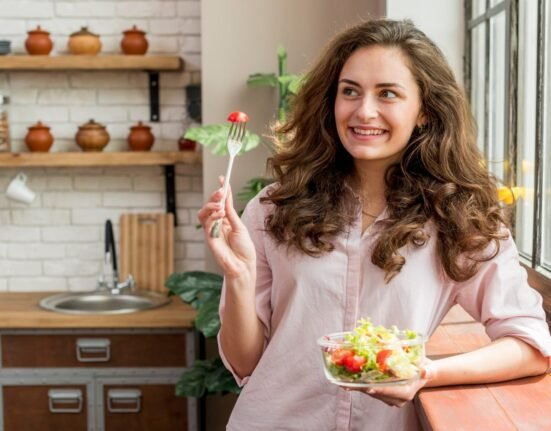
416,112,427,128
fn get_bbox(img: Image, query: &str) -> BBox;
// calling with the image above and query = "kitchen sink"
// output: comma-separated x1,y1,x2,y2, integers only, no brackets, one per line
39,290,170,315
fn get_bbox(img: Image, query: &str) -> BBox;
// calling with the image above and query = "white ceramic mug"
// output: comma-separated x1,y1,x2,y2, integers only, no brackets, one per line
6,172,35,204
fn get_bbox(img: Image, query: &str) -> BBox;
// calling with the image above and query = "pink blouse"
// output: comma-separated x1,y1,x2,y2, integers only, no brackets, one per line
218,187,551,431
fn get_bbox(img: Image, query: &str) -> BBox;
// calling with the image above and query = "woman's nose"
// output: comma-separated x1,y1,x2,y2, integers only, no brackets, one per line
356,96,379,120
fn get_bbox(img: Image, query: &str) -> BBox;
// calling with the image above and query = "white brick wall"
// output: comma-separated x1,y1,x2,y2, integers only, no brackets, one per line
0,1,205,292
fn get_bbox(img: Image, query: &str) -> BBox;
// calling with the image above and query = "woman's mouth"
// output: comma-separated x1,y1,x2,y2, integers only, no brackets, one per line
349,127,388,139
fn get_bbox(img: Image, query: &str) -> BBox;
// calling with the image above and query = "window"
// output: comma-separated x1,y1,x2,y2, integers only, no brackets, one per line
466,0,551,316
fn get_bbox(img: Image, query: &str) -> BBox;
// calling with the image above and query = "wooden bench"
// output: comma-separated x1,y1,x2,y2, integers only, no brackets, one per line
415,305,551,430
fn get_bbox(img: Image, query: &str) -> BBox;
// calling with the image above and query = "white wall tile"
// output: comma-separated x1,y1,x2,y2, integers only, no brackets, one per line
56,2,117,18
8,243,65,259
0,2,54,18
0,261,42,276
11,209,71,225
9,277,67,292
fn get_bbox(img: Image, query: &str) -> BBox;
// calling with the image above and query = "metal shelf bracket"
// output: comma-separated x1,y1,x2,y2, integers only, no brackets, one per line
148,71,160,122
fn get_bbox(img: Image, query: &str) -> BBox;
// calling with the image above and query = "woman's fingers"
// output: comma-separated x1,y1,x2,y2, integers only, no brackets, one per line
223,185,245,233
197,205,222,228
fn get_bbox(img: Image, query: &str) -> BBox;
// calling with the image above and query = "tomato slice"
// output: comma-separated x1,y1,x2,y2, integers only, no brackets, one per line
343,354,366,373
227,111,249,123
376,349,393,373
330,349,354,366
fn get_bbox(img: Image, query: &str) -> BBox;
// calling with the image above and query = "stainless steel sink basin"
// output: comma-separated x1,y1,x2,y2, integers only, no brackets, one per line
39,290,170,315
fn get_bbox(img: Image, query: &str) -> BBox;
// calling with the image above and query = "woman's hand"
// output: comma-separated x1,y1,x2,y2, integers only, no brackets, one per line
344,360,436,407
197,179,256,279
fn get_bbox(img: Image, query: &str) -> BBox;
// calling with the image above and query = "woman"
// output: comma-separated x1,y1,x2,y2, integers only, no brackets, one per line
198,19,551,430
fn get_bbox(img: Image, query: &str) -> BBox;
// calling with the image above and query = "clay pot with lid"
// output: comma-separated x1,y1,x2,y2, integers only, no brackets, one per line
121,25,149,55
25,26,53,55
68,27,101,55
128,121,155,151
25,121,54,152
75,119,110,152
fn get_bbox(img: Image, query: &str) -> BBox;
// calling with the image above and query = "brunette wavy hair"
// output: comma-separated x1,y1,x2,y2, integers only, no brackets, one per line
261,19,507,282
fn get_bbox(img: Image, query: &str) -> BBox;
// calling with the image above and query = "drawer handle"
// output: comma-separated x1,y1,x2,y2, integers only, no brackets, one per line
107,389,142,413
76,338,111,362
48,389,83,413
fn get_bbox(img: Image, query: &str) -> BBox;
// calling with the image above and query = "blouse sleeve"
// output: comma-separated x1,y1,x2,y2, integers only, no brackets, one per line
453,229,551,371
217,191,273,386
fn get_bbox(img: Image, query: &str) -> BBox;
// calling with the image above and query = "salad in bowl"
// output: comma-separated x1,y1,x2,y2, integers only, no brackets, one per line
317,318,427,388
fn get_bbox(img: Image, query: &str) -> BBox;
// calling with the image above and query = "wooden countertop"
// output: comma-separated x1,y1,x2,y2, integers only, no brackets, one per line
416,305,551,430
0,292,196,329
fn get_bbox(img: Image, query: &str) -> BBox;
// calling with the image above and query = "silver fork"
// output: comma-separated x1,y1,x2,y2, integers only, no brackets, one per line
210,121,247,238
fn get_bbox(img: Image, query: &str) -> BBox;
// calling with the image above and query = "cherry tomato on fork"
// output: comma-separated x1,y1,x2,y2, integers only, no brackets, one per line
227,111,249,123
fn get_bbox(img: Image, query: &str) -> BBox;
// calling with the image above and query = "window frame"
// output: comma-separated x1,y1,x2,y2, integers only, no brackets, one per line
465,0,551,319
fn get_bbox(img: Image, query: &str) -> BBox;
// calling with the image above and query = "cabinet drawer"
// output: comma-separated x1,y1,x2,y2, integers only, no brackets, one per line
103,384,187,431
2,334,187,368
3,385,88,431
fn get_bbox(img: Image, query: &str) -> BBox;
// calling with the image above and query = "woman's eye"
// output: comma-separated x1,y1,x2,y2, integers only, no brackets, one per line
342,87,359,97
380,89,398,99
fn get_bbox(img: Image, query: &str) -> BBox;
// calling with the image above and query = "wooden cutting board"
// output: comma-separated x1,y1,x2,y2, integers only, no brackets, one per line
119,213,174,293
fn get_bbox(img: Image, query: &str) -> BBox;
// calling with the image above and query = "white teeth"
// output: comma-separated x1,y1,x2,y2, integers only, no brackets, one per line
353,128,385,136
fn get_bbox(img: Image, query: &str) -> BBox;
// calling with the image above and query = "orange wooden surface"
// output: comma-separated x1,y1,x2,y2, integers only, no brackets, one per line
416,385,517,431
419,305,551,431
488,375,551,431
0,292,195,328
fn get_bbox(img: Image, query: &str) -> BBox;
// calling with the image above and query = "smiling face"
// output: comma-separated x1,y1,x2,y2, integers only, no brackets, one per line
334,45,425,170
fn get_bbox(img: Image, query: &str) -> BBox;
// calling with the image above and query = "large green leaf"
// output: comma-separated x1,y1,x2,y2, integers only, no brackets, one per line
184,125,261,156
287,75,304,95
247,73,278,87
175,359,212,397
175,357,240,398
194,297,221,338
165,271,222,309
236,177,273,203
278,74,301,88
204,357,241,394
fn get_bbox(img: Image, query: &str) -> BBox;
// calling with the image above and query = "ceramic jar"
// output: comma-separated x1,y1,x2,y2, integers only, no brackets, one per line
25,121,54,152
25,26,53,55
68,27,101,55
121,25,148,55
75,119,110,152
178,137,197,151
128,121,155,151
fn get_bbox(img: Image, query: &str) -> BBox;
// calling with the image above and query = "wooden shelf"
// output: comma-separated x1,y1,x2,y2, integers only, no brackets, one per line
0,151,201,167
0,55,182,71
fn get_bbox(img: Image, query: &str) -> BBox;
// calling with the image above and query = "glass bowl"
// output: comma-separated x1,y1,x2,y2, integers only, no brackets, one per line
317,330,427,388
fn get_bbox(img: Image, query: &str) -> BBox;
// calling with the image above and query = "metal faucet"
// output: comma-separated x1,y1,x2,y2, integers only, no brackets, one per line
98,219,135,294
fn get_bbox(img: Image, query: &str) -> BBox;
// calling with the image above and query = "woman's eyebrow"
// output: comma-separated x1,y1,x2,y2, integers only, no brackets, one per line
338,78,406,90
338,78,361,86
375,82,406,90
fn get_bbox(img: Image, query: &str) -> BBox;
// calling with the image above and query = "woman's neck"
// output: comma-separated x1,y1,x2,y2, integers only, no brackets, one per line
351,163,388,208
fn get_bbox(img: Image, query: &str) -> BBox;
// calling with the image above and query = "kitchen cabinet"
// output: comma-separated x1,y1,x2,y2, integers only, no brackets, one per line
0,293,198,431
0,330,194,431
4,385,88,431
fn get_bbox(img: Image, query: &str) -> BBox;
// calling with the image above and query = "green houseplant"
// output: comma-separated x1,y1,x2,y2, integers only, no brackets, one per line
169,46,300,398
